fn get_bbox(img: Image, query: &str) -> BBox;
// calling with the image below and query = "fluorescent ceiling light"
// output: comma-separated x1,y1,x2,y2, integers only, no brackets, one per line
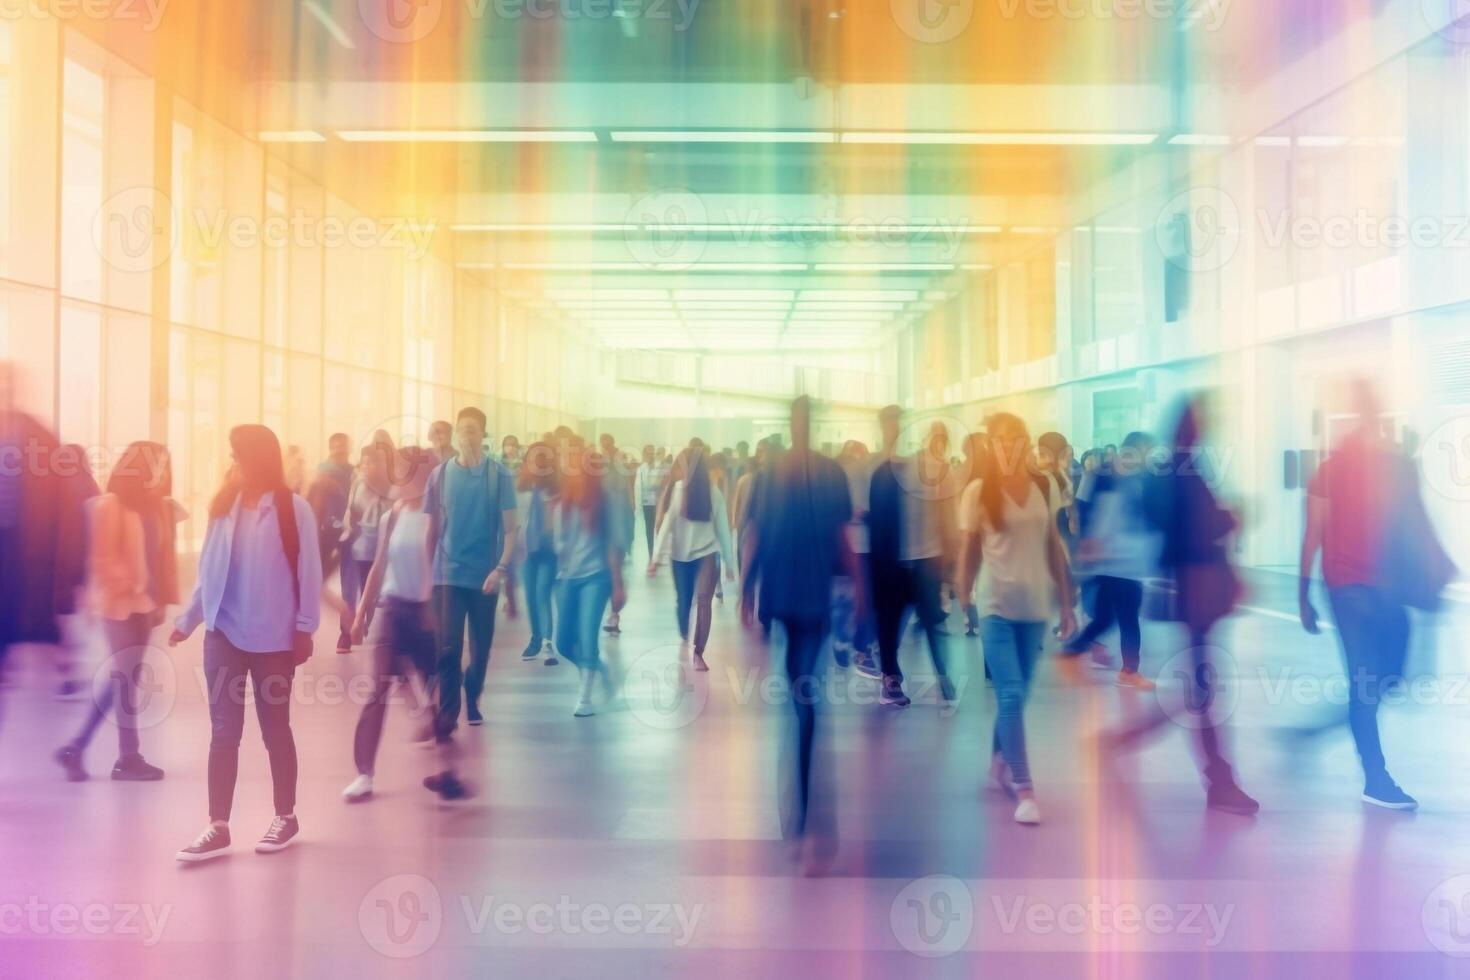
686,263,807,272
609,130,835,144
674,289,794,302
1254,136,1291,147
546,289,667,300
840,131,1157,146
801,290,917,302
452,223,637,233
504,262,646,271
303,1,356,50
960,264,993,271
676,301,792,311
336,130,598,143
564,310,679,320
795,302,904,311
813,263,953,272
557,300,674,310
1008,226,1056,235
682,310,789,320
257,130,326,143
1168,134,1231,146
1296,135,1348,148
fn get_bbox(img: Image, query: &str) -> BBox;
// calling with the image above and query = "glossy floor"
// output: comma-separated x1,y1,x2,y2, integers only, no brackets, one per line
3,568,1469,978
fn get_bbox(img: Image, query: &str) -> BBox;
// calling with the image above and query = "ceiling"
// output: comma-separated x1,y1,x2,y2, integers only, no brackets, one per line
71,0,1379,353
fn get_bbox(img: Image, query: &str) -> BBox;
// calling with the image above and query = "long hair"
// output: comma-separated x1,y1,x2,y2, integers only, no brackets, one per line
979,412,1030,532
210,424,286,518
683,447,712,522
558,441,604,527
108,441,171,511
517,441,560,494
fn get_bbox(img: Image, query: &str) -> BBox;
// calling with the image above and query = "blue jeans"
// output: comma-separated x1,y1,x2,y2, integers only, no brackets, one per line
1328,584,1409,783
981,616,1046,790
555,570,612,671
831,573,874,650
523,549,557,646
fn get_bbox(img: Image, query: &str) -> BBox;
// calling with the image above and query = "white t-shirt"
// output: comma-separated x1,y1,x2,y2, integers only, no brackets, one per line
959,477,1059,622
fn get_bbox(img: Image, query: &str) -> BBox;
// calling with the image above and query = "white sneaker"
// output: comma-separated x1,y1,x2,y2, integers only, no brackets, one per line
573,669,596,716
1014,798,1041,825
679,640,692,660
543,640,559,666
342,774,374,802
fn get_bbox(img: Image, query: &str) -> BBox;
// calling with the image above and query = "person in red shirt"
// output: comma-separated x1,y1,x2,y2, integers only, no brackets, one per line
1299,381,1416,810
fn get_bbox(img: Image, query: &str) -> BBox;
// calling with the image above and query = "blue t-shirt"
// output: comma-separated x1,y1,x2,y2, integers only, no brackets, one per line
427,456,516,589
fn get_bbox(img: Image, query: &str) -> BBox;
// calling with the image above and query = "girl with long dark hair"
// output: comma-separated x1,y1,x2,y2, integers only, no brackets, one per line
958,412,1075,825
648,447,735,672
56,441,179,782
170,424,322,861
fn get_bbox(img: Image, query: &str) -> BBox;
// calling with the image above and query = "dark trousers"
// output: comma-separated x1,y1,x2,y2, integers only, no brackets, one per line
643,505,657,562
778,616,832,841
872,556,950,685
672,553,718,653
1328,584,1408,783
1065,575,1144,672
432,584,499,737
354,599,434,776
1109,626,1235,788
71,613,153,760
203,631,298,821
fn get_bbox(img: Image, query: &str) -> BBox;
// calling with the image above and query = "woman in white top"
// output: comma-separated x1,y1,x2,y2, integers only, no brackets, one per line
648,447,735,672
958,412,1075,826
343,447,440,802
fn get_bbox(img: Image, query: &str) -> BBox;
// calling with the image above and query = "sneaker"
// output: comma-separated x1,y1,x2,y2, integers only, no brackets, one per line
1089,643,1112,669
1362,779,1418,811
938,676,957,703
424,772,470,800
111,755,164,781
692,653,709,673
336,631,351,654
573,696,595,717
1206,782,1260,816
602,619,621,635
964,625,978,637
543,641,559,666
880,679,910,708
255,815,300,853
679,640,692,660
466,704,484,727
176,822,231,863
342,774,374,802
853,651,882,680
1115,670,1157,692
55,746,87,782
1014,798,1041,825
522,638,541,660
832,641,852,669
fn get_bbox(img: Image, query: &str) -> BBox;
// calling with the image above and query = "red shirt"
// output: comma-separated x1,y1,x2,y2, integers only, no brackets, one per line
1308,432,1389,589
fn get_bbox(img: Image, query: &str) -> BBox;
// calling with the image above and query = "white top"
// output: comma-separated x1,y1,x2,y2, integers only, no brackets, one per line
959,477,1059,622
652,480,735,567
634,463,662,507
382,507,433,603
900,454,967,562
